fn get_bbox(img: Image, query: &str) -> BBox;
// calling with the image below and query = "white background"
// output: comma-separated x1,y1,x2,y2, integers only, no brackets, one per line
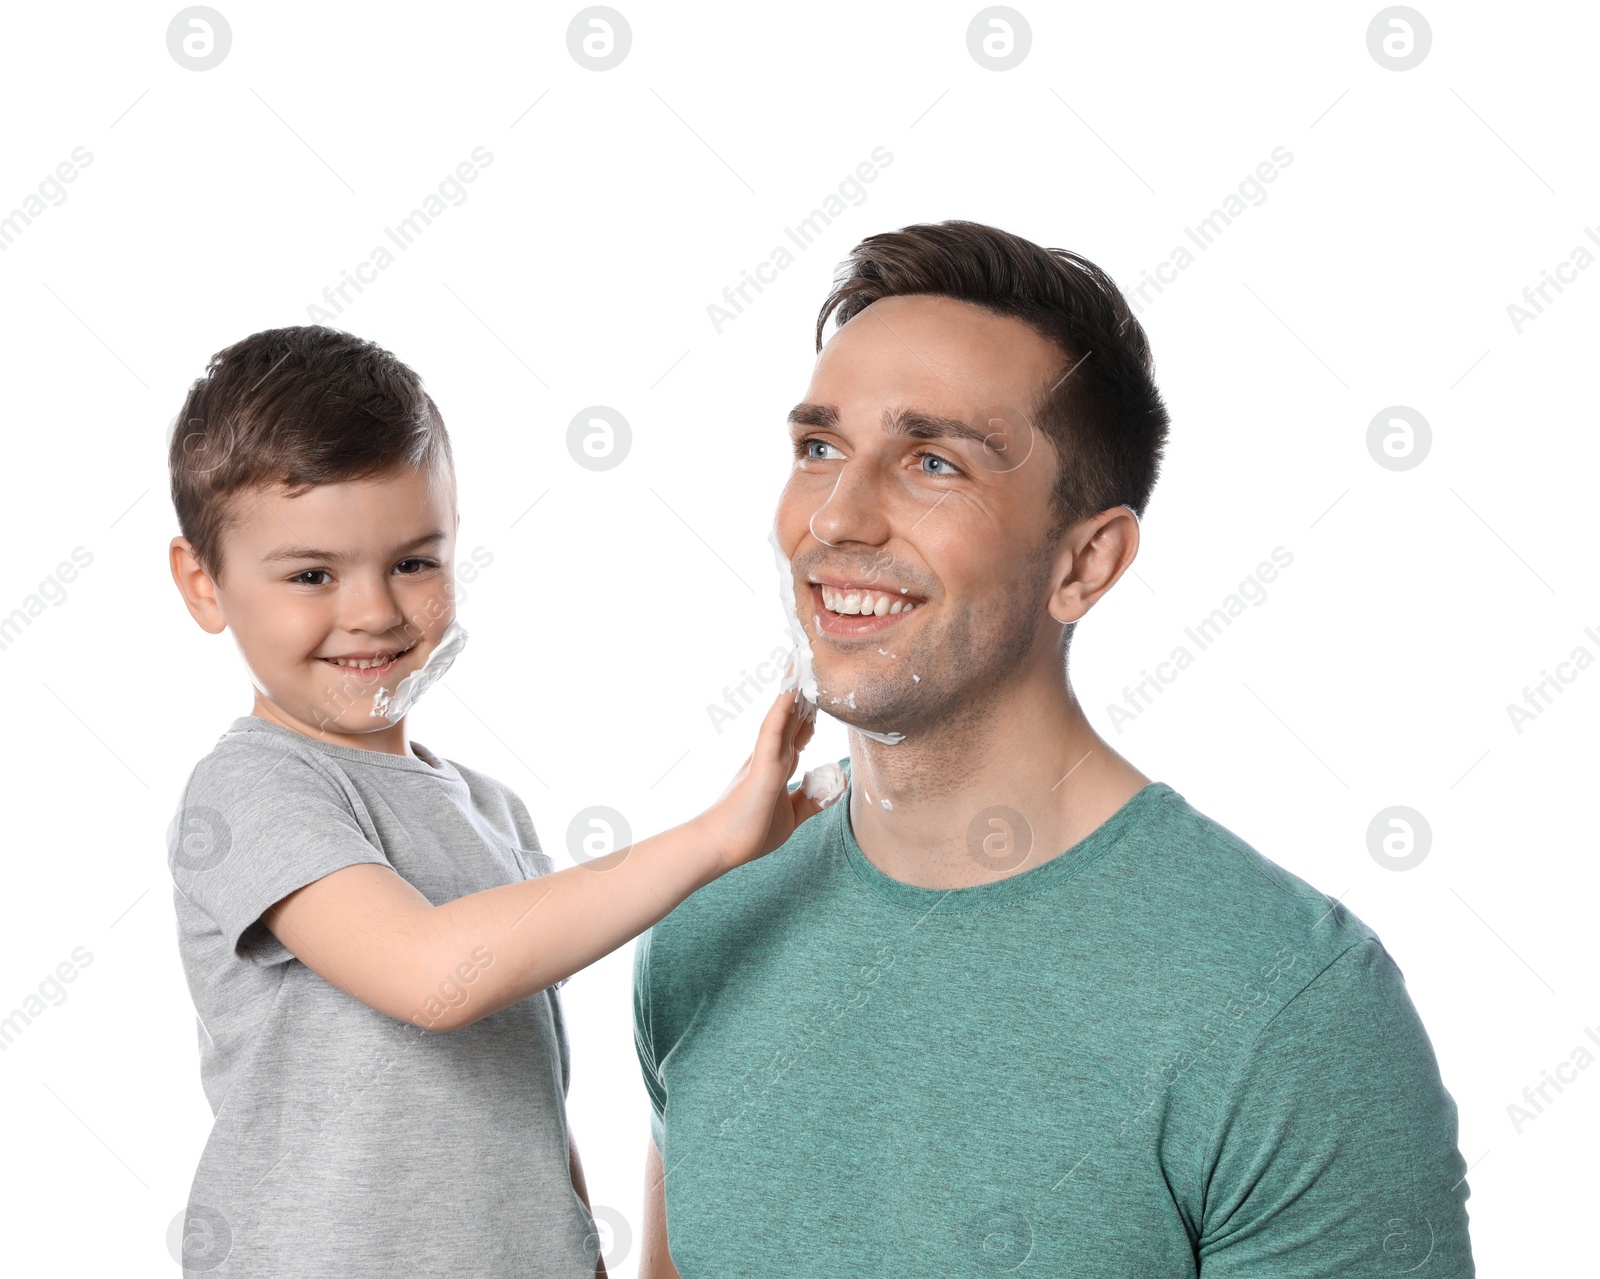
1,1,1594,1273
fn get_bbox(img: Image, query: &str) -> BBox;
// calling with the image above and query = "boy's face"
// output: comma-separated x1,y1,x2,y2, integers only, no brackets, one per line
195,462,458,750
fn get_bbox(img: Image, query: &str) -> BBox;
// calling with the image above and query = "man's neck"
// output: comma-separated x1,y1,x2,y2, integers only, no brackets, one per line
843,675,1151,890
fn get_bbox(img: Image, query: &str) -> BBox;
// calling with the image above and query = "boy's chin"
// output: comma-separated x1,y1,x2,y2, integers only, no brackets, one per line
308,705,396,735
259,693,396,737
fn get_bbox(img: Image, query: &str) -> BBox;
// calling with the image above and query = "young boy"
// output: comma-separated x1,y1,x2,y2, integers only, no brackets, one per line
165,325,823,1277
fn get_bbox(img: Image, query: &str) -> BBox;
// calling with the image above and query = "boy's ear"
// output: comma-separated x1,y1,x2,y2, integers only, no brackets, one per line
169,537,228,635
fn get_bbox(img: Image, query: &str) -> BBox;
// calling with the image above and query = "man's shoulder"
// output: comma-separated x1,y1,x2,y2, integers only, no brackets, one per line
1127,784,1382,987
646,795,847,954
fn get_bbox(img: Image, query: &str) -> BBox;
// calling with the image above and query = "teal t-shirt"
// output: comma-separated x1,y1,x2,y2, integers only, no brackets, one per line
633,774,1474,1277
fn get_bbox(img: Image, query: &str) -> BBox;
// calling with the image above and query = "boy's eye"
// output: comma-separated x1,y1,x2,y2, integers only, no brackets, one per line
288,558,439,586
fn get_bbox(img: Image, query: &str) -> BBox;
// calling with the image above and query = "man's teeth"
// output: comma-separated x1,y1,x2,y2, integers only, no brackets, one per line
819,585,923,617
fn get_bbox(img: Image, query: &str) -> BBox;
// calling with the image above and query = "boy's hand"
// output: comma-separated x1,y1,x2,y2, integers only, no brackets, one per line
255,662,838,1035
703,683,831,872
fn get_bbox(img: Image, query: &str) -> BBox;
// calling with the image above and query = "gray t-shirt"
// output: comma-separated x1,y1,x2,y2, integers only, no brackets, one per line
168,715,598,1278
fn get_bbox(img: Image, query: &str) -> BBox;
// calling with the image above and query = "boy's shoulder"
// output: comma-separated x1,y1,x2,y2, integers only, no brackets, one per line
169,718,366,877
179,716,362,802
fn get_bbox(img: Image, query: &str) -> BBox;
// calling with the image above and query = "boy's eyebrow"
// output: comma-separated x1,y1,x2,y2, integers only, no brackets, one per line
261,530,448,565
788,401,994,447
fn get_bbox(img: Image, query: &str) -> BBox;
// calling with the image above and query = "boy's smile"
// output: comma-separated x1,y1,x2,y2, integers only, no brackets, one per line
317,644,418,677
171,460,459,756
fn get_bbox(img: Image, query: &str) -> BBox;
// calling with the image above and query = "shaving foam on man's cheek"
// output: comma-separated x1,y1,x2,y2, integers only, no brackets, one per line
370,617,468,721
770,529,818,704
772,527,908,748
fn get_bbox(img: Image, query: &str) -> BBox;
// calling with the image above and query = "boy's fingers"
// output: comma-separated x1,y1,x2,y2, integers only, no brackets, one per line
753,686,802,767
790,791,824,825
794,710,818,754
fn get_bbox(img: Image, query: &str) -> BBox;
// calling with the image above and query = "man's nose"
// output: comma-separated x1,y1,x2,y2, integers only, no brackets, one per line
807,459,895,548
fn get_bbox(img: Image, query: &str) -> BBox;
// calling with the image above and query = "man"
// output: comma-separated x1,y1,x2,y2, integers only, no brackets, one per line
633,220,1474,1277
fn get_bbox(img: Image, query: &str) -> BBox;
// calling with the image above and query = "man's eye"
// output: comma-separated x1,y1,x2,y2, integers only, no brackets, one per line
797,437,844,461
915,451,962,477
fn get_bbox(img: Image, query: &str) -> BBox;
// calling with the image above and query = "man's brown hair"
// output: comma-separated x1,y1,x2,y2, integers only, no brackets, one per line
169,325,454,581
816,220,1170,533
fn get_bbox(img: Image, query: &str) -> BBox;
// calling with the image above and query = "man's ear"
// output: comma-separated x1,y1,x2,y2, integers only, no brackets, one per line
170,537,228,635
1045,505,1141,626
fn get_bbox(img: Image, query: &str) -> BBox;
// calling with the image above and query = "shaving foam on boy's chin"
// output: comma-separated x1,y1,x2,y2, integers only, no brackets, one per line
370,618,469,722
771,527,907,745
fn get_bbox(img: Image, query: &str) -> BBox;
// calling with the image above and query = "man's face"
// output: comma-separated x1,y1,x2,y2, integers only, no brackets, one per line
774,294,1071,737
206,463,458,740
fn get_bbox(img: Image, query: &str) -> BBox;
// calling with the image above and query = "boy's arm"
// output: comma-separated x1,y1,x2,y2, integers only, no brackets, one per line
261,687,821,1032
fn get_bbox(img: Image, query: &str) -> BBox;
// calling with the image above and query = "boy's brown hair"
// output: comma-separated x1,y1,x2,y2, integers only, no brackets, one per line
169,325,454,581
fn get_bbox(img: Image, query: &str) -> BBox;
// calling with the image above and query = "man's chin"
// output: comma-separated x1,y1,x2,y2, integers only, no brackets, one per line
811,695,921,743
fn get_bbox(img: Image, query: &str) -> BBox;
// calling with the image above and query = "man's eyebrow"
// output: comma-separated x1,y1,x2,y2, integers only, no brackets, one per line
882,407,995,448
261,530,447,565
787,403,838,431
788,402,996,449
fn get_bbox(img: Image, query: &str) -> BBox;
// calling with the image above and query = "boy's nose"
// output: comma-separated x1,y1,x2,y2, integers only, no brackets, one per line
337,576,410,636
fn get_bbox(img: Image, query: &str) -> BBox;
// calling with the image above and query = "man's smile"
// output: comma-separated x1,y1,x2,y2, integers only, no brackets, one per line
809,576,927,637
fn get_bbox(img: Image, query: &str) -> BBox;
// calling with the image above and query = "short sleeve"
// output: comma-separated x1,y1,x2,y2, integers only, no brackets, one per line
1198,940,1475,1277
168,741,391,967
632,928,668,1151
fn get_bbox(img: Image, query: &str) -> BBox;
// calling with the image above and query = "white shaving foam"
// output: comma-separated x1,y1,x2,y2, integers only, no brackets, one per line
770,529,819,704
370,617,468,721
771,527,904,745
800,762,847,807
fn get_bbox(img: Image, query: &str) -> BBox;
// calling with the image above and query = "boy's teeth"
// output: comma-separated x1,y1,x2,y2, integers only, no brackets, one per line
820,585,922,617
329,654,395,669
